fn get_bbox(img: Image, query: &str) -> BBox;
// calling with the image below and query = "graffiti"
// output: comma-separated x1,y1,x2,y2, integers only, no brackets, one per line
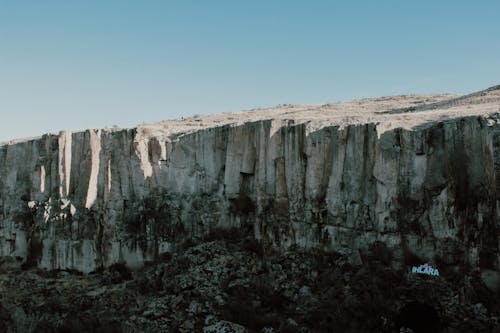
411,263,439,276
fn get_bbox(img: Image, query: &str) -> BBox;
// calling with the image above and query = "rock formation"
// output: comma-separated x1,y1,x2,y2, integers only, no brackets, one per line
1,86,500,296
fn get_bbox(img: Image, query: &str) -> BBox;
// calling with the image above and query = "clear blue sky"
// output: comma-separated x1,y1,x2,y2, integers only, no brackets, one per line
1,1,499,142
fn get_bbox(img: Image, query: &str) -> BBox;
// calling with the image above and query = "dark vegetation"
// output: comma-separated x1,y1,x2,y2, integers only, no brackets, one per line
396,302,440,333
1,228,499,333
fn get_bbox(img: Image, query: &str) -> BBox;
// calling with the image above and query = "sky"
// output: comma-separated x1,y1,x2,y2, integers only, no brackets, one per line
1,0,499,142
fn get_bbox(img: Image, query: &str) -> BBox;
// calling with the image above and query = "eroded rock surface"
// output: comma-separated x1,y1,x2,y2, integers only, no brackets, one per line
0,86,499,285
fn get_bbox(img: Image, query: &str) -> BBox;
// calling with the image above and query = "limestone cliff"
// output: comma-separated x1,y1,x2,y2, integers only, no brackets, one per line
1,86,500,291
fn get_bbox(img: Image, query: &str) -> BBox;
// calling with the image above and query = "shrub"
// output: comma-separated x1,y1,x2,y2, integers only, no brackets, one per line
243,237,265,258
279,323,301,333
179,238,196,250
219,286,258,329
102,262,132,284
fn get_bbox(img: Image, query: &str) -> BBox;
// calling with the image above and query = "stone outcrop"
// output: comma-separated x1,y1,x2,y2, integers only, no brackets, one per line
1,86,500,289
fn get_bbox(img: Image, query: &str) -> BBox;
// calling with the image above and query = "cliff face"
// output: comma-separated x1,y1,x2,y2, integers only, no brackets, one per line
1,88,499,289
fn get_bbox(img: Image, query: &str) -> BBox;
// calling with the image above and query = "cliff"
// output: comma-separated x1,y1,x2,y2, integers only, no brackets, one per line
1,86,500,292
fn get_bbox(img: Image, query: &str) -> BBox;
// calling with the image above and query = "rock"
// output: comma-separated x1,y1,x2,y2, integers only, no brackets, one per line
203,320,247,333
399,328,415,333
180,319,195,332
298,285,311,297
188,300,202,315
0,86,499,278
473,303,487,317
0,304,11,332
261,328,275,333
204,314,216,326
481,269,500,292
348,250,363,266
214,294,225,306
286,317,298,327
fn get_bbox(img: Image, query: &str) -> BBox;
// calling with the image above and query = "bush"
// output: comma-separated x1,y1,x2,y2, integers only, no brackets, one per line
96,320,123,333
219,286,258,329
102,262,132,284
280,323,301,333
203,227,243,243
179,238,196,250
243,238,265,258
255,282,286,311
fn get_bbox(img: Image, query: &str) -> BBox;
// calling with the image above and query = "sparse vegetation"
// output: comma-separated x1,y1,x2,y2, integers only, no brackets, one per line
1,237,499,332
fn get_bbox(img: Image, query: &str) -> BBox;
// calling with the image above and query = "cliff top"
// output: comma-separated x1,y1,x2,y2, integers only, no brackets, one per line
2,85,500,145
143,85,500,140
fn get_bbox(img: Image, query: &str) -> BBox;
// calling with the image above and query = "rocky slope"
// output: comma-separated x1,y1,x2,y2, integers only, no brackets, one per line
0,229,499,332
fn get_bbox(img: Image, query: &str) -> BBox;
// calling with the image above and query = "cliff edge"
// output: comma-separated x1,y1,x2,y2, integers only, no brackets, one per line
1,86,500,295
